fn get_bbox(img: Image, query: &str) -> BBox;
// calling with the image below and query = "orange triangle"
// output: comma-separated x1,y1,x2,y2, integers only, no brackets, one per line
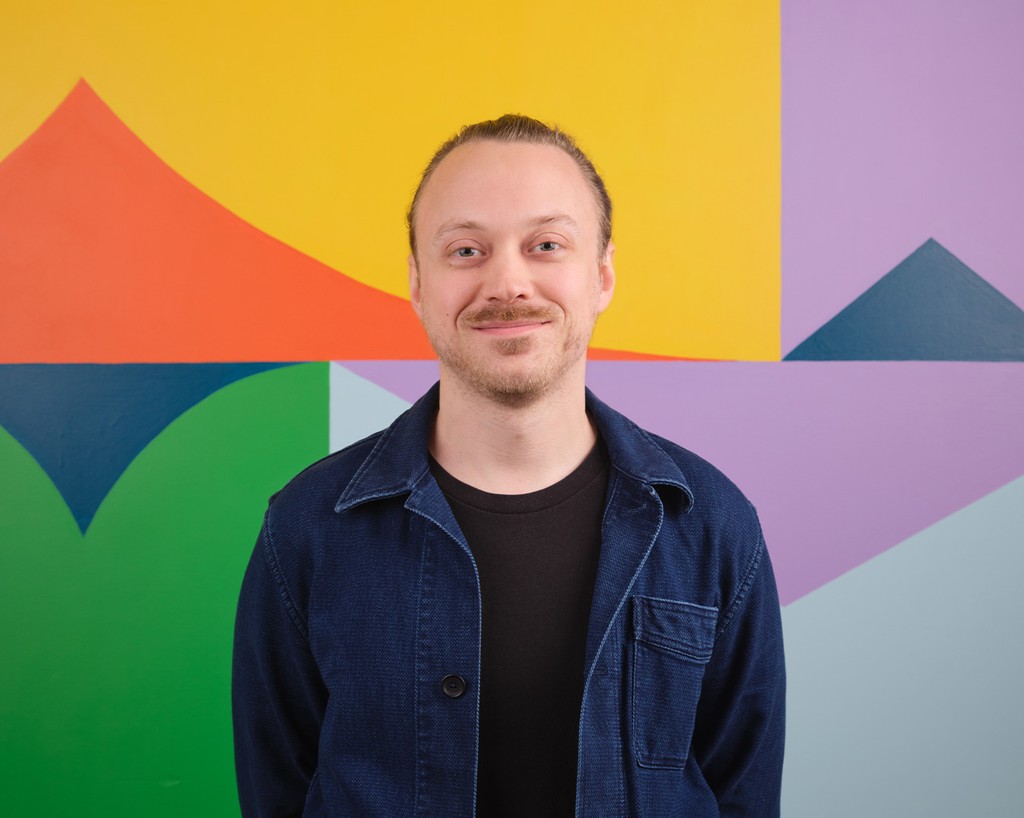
0,80,436,362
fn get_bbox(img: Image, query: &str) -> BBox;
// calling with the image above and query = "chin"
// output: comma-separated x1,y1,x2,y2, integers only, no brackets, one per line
436,331,589,406
469,354,585,407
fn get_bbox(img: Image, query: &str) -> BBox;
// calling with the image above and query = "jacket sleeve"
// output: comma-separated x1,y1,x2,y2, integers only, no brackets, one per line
232,515,328,818
691,534,786,817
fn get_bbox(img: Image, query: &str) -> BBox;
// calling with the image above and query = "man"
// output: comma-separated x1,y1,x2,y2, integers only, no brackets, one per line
233,115,785,817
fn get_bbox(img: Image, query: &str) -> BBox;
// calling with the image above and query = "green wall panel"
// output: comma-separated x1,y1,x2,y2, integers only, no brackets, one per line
0,363,327,817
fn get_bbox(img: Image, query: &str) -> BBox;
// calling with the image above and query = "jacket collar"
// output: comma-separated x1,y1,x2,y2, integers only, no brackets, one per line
335,382,693,513
584,388,693,508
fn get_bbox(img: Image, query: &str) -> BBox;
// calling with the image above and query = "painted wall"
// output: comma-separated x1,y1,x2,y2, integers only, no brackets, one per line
1,2,1021,815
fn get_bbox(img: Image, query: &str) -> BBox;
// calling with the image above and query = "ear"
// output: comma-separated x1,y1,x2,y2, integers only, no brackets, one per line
408,254,423,319
596,241,616,313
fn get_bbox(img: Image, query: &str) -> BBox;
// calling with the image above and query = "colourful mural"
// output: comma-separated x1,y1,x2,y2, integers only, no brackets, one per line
1,2,1022,816
780,3,1024,816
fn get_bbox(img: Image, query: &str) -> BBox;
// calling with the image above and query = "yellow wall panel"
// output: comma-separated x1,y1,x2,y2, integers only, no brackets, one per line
1,0,780,359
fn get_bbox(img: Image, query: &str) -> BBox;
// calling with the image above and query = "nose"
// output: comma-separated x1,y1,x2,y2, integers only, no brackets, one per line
481,248,534,303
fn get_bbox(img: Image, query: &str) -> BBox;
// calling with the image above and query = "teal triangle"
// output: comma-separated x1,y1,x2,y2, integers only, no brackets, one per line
0,363,295,533
785,239,1024,360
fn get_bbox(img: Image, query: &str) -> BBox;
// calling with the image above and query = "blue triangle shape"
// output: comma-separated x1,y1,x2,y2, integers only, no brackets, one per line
0,363,295,533
785,239,1024,360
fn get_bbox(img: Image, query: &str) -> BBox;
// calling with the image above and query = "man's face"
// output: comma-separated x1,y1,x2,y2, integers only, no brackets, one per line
409,140,615,405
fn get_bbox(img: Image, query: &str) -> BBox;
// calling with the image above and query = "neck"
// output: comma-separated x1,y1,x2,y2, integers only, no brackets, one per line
431,369,597,495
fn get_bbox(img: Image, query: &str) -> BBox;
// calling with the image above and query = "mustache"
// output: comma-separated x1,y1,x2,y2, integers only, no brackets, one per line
464,305,559,324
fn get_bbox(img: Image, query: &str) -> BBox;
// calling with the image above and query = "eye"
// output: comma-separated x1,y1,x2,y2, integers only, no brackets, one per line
453,246,481,258
534,240,561,252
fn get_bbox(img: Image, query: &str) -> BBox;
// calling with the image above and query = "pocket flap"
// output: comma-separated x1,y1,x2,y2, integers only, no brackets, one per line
632,596,718,662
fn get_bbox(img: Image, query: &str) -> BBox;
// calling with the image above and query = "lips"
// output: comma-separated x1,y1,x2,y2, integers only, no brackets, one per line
473,319,548,330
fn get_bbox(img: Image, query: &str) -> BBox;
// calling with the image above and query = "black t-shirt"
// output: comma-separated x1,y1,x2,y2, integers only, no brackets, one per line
430,441,609,817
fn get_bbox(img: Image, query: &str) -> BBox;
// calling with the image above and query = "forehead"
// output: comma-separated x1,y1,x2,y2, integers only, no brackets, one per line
416,140,598,235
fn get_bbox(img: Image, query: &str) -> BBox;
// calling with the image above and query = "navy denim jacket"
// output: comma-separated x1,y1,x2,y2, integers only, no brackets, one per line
233,385,785,817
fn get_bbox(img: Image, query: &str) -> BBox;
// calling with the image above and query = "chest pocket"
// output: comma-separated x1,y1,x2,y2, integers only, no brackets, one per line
629,595,718,769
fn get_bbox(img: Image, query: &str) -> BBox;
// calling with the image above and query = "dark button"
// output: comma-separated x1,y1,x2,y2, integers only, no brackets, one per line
441,674,467,698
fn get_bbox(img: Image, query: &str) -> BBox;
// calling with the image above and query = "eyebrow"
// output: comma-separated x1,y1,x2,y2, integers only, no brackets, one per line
432,220,485,245
431,214,582,245
527,214,581,234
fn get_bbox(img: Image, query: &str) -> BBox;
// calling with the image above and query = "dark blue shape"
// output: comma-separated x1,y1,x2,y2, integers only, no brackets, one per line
785,239,1024,361
0,363,295,533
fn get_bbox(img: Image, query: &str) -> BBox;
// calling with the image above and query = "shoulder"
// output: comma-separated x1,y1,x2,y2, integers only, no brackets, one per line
263,431,386,535
645,430,759,526
250,430,392,611
590,388,759,530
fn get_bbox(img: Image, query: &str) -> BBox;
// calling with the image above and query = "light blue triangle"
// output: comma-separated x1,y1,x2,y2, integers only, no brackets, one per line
781,476,1024,816
329,363,412,453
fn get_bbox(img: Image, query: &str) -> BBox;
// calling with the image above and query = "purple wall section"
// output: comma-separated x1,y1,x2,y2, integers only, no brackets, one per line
782,0,1024,355
587,361,1024,604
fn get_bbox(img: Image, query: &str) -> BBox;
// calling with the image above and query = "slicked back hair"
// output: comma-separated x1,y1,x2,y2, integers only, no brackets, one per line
407,114,612,260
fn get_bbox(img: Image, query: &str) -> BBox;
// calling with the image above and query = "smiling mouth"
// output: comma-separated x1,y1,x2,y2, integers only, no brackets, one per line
472,321,550,338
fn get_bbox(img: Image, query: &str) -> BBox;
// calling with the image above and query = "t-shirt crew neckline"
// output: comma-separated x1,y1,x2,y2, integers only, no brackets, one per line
428,438,609,515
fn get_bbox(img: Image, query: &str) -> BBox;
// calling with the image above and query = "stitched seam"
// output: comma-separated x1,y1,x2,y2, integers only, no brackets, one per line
636,636,713,663
715,508,765,637
261,510,311,644
412,519,432,818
